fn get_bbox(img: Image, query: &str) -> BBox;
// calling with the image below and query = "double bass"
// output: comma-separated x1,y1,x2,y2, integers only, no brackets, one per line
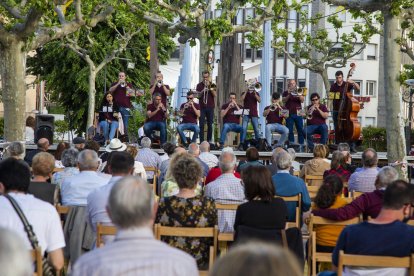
337,63,361,143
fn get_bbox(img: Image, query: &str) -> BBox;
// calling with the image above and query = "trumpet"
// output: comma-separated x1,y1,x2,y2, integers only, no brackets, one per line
269,103,280,112
291,87,307,96
183,100,193,110
254,82,262,93
157,80,163,87
120,81,126,87
307,105,316,120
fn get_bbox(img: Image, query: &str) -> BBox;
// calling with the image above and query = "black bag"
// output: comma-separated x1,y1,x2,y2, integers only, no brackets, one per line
255,138,272,152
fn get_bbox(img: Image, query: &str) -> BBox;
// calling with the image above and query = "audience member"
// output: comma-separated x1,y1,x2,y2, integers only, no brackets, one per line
205,147,240,184
0,158,65,271
337,143,357,173
84,140,101,154
312,166,399,220
125,145,147,178
0,227,32,276
199,141,219,169
99,138,127,172
73,176,198,275
24,137,49,166
28,152,56,204
135,137,161,181
288,148,301,172
51,148,80,188
156,154,217,269
73,136,86,151
237,147,263,173
348,148,379,193
205,151,245,232
54,142,70,168
265,147,286,175
158,142,177,184
25,116,35,143
299,144,330,186
323,151,351,182
159,142,173,162
323,144,331,164
188,142,209,177
61,149,109,206
3,141,25,160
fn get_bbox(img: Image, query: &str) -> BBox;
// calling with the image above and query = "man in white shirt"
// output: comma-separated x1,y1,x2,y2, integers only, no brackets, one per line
199,141,219,169
73,176,198,276
0,158,65,272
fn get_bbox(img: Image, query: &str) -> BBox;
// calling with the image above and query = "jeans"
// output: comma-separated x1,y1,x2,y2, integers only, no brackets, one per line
177,123,200,145
242,115,261,140
99,120,119,141
286,114,304,145
119,107,131,135
220,123,245,145
305,124,328,150
265,123,289,147
144,121,167,145
199,108,214,142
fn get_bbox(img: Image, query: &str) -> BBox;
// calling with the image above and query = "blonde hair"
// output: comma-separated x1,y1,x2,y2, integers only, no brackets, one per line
32,152,55,177
313,144,326,158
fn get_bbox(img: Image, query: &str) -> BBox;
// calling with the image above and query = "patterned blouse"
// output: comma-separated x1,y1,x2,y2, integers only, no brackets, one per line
155,195,217,269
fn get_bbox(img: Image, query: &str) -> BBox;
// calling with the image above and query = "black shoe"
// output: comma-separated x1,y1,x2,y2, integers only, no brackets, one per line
218,144,224,150
236,144,244,151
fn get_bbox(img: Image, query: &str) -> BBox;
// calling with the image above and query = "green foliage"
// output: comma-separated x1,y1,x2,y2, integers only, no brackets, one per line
400,64,414,85
362,126,387,152
204,18,233,46
54,120,70,142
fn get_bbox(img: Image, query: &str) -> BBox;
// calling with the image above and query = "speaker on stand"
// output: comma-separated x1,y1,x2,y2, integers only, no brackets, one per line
35,115,54,145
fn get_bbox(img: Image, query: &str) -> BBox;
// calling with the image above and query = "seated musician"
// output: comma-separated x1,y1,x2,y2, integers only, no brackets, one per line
263,92,289,149
304,93,329,151
219,93,245,150
143,92,167,145
98,92,120,143
176,91,200,147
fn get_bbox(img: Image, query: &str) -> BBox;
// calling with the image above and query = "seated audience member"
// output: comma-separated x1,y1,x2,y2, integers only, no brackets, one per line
199,141,219,169
158,143,177,184
99,138,127,172
265,147,287,175
28,152,56,204
3,141,25,160
125,145,147,179
61,149,109,206
299,144,330,186
323,151,351,182
54,142,70,168
73,176,198,275
288,148,301,172
51,148,80,188
348,148,379,193
337,143,357,173
237,147,263,173
24,137,49,166
87,151,135,232
159,142,171,162
205,147,240,185
0,227,32,276
312,166,399,220
135,137,161,181
0,158,65,271
25,116,35,143
210,242,302,276
188,142,209,177
84,140,101,154
272,151,311,224
72,136,86,151
156,154,217,269
330,180,414,276
205,151,245,232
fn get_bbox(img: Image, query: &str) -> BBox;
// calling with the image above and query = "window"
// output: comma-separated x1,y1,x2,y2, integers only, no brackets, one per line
365,117,376,126
352,43,364,60
246,8,254,20
245,43,252,59
256,48,263,59
298,80,306,88
170,46,180,60
329,79,335,87
366,44,377,60
352,80,362,96
288,10,297,22
366,81,376,97
329,5,346,22
276,79,284,93
236,9,243,25
288,42,295,54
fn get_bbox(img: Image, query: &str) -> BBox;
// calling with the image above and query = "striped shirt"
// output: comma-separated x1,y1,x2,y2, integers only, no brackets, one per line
348,167,379,193
135,148,161,179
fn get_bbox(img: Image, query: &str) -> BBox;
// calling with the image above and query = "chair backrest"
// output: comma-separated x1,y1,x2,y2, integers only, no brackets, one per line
352,191,364,199
308,214,360,233
305,174,324,186
96,223,117,248
144,166,159,195
215,203,240,211
276,194,302,228
307,185,319,201
293,170,300,177
337,250,414,276
55,204,71,227
31,247,43,276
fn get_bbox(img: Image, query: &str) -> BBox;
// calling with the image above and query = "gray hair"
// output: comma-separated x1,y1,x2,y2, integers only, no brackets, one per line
271,147,285,164
140,137,152,148
200,141,210,152
287,148,296,161
0,227,32,276
3,142,25,159
107,176,154,228
376,166,399,189
61,147,79,167
219,151,237,173
338,143,350,152
77,149,99,171
275,151,292,170
188,143,200,156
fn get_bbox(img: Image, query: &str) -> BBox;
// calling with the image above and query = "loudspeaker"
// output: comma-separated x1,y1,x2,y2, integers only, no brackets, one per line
35,115,54,144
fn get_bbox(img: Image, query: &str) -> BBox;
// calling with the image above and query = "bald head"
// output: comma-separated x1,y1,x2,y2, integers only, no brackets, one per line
200,141,210,153
37,138,49,151
362,148,378,168
188,143,200,157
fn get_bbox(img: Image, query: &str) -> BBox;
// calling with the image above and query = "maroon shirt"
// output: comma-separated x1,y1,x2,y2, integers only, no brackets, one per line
150,84,170,107
196,82,215,109
282,90,302,115
307,104,328,125
242,91,259,117
146,103,166,122
330,81,355,111
180,102,200,124
264,106,285,124
111,82,132,108
221,103,241,124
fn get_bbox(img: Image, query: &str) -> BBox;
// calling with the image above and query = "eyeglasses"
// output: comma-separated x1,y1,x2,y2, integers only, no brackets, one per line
187,97,194,100
311,98,319,101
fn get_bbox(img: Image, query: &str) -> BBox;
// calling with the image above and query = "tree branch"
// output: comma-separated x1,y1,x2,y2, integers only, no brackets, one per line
54,5,66,24
75,0,83,23
0,1,24,19
323,0,387,13
15,8,43,40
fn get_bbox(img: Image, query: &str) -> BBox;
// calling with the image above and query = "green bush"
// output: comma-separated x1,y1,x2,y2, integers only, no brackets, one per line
54,120,70,142
362,126,387,152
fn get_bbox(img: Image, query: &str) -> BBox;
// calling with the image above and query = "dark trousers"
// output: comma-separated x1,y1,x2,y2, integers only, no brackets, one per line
199,108,214,142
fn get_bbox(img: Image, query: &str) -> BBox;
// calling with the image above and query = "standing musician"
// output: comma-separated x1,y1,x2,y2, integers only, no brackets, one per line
196,71,217,143
149,71,171,107
176,91,201,147
219,93,244,150
263,92,289,149
283,79,305,151
241,79,261,142
144,92,168,145
304,93,329,151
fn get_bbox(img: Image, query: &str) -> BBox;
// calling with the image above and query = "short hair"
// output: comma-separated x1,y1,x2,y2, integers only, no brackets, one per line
323,145,330,158
77,149,99,170
219,151,237,173
335,70,343,77
375,166,399,189
287,148,296,161
61,147,79,167
362,148,378,167
0,227,32,276
125,145,138,159
25,116,35,128
84,140,100,154
162,142,176,156
229,92,236,97
202,70,210,76
152,92,162,100
140,137,152,148
242,166,275,201
199,141,210,152
330,151,346,170
314,175,343,209
188,143,200,156
187,90,194,97
0,158,31,192
54,142,69,160
107,176,154,228
310,92,320,100
171,154,202,189
271,147,286,164
210,242,302,276
3,142,25,159
37,138,49,150
246,147,259,162
313,144,326,158
383,180,414,210
272,92,281,100
337,143,350,152
32,152,55,177
109,151,135,174
275,150,292,170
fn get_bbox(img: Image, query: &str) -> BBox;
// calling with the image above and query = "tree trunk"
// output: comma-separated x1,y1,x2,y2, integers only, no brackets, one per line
149,23,159,83
383,13,406,174
198,26,209,81
87,67,97,134
0,40,27,141
321,69,331,98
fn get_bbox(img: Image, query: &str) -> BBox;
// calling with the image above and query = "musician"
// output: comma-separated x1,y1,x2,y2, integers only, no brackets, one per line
219,93,244,150
304,93,329,151
282,79,305,151
144,93,167,145
263,93,289,148
97,92,120,143
196,71,217,143
241,79,261,141
149,72,170,107
176,91,201,147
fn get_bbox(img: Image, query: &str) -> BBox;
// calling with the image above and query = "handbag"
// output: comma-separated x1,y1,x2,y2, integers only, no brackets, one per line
3,194,56,276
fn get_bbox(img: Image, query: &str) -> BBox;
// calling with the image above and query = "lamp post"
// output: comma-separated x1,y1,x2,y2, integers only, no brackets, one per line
403,79,414,154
